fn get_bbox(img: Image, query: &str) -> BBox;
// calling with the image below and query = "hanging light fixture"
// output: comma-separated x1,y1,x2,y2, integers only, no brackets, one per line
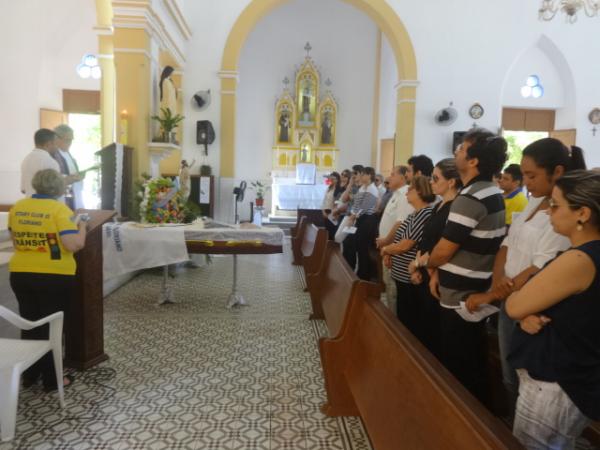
539,0,599,23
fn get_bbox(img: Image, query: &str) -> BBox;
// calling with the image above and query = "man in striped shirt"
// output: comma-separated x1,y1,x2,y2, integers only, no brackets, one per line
349,166,380,280
424,128,507,405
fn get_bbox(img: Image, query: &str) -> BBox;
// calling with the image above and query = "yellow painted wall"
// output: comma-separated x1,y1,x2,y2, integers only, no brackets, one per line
114,28,151,178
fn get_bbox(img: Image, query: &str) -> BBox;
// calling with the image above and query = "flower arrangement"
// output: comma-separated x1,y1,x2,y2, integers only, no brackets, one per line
138,177,186,224
151,107,185,143
250,180,271,207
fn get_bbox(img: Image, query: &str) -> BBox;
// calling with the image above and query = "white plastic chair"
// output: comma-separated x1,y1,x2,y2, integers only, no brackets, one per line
0,305,64,442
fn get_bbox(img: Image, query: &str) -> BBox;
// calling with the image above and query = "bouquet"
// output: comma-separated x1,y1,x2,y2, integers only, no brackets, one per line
138,177,186,224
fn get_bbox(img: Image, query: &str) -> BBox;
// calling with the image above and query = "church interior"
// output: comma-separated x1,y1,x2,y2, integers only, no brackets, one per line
1,0,600,448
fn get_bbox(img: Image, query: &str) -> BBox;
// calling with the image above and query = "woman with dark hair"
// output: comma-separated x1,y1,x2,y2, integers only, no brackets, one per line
322,171,343,239
506,170,600,450
466,137,586,417
159,65,177,113
381,175,435,333
408,158,462,357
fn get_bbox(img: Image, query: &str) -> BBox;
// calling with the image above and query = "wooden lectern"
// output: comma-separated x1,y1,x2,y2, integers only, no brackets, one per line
96,143,133,219
65,209,116,370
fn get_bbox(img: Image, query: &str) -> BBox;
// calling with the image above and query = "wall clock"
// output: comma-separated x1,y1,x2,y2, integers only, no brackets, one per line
588,108,600,125
468,103,484,120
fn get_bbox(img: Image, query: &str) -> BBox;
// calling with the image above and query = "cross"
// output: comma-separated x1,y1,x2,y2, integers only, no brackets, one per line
325,78,332,88
282,76,290,89
593,126,597,137
304,42,312,58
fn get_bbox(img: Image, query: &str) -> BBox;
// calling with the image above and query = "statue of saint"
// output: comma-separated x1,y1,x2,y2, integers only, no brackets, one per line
302,86,311,115
159,66,178,115
279,112,290,142
321,113,332,144
300,145,309,162
179,159,195,202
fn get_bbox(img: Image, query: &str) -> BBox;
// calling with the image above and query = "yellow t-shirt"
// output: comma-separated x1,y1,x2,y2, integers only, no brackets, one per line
8,196,79,275
504,189,528,225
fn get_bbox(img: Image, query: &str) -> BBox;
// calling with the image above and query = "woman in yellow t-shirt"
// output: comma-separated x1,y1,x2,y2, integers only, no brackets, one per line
8,169,87,391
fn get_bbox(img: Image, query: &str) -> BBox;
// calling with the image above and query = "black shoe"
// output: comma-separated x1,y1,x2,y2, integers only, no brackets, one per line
22,376,39,388
43,374,75,393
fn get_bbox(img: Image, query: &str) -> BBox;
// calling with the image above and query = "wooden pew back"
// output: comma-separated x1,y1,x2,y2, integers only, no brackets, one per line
291,216,308,265
301,223,328,277
307,242,379,335
319,295,523,450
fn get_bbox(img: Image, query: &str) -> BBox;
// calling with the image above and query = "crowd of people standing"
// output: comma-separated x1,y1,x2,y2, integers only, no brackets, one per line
321,129,599,450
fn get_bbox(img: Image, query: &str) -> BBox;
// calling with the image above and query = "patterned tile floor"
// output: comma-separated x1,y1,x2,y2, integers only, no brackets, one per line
1,242,372,450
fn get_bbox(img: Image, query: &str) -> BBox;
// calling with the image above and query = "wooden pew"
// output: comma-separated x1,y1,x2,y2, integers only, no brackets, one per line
291,208,325,239
300,223,328,289
291,215,308,266
319,294,523,450
306,242,380,334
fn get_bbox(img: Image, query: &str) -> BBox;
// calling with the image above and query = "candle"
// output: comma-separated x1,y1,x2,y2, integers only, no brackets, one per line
120,109,129,145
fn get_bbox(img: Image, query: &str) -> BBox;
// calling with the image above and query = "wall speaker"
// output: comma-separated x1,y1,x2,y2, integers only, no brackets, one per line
196,120,215,155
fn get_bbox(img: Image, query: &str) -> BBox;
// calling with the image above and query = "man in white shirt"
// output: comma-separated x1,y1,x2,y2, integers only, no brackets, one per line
55,124,85,209
20,129,61,197
375,165,413,310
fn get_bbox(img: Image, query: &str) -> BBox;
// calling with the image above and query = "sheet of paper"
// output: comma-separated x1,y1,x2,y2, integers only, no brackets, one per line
343,226,357,235
199,176,211,204
455,301,499,322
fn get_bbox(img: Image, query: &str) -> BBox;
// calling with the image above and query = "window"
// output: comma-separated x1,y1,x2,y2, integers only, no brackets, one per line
520,75,544,98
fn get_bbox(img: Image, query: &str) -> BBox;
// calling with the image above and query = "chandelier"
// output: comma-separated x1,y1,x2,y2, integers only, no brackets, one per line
539,0,599,23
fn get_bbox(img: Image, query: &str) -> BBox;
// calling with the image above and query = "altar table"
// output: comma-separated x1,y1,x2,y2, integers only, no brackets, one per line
103,221,284,307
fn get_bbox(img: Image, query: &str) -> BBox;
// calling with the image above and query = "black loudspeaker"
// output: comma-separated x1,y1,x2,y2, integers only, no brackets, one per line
196,120,215,155
452,131,467,153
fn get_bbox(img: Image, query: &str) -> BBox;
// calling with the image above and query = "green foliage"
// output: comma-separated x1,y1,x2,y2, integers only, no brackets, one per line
505,134,523,166
250,181,270,199
130,172,152,221
151,107,185,133
503,131,549,167
182,200,202,223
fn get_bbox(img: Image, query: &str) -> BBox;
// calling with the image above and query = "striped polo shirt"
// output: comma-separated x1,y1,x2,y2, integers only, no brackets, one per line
351,183,380,217
391,206,434,283
438,177,506,308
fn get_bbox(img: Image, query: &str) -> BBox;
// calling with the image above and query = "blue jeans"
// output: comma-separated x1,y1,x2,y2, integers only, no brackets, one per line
513,369,590,450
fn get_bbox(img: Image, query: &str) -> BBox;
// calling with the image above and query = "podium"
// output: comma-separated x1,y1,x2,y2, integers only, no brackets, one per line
65,209,116,370
96,143,133,218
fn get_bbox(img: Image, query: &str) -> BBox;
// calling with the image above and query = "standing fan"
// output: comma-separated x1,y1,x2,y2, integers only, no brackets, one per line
232,181,247,224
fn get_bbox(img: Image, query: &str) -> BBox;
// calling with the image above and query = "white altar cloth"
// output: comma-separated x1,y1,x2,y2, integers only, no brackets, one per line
102,221,284,280
272,180,327,210
103,222,189,280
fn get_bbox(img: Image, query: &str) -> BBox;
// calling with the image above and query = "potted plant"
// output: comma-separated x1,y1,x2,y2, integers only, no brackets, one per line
151,107,185,143
250,181,270,207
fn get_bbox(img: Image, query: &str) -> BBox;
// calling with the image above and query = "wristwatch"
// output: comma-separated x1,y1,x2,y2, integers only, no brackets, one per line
79,213,91,223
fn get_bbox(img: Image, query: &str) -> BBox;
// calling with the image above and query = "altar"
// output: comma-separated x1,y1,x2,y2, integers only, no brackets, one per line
269,43,339,214
271,176,327,210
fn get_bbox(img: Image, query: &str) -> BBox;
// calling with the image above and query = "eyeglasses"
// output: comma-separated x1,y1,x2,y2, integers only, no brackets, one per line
431,175,440,182
548,198,578,210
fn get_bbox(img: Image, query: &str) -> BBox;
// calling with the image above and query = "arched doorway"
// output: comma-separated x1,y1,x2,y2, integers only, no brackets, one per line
219,0,417,177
